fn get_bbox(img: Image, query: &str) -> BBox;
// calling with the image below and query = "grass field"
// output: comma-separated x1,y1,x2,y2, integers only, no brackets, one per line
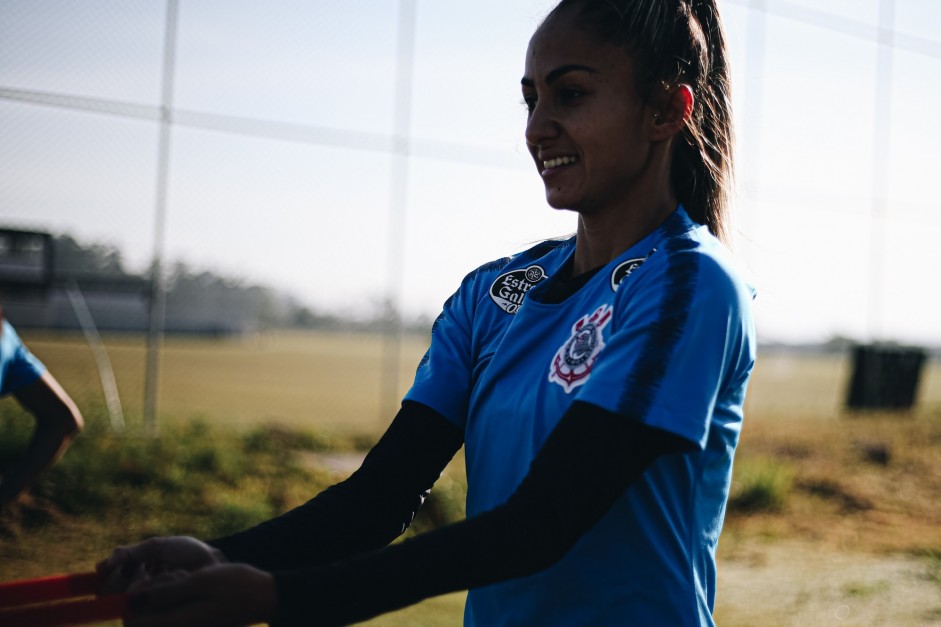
17,329,941,430
19,330,434,434
2,330,940,625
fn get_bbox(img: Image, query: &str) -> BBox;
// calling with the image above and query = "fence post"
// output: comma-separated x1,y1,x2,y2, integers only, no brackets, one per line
143,0,180,435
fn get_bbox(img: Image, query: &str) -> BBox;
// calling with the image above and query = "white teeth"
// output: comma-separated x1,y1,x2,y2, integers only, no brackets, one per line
543,156,577,169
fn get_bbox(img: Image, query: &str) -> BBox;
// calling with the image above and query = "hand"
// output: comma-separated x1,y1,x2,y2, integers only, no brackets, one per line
97,536,227,595
125,563,278,627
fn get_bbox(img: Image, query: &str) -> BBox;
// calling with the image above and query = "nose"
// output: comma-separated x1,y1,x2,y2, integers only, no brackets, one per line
524,101,558,151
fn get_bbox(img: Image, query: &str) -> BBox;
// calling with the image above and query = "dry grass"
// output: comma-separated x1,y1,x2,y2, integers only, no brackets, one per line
726,411,941,553
731,352,941,555
20,330,431,434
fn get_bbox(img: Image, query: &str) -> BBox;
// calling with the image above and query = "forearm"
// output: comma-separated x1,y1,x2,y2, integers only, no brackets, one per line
208,401,464,570
270,402,691,626
208,473,425,569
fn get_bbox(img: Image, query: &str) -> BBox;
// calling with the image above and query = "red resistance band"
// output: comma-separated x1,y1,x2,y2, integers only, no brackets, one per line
0,572,131,626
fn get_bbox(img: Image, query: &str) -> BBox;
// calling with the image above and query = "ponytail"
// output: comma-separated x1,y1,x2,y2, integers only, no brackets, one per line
673,0,734,244
542,0,736,243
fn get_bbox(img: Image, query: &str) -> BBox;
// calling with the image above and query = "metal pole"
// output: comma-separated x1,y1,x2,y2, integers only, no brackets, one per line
743,0,767,197
144,0,179,434
867,0,895,341
380,0,418,423
737,0,768,246
65,280,125,432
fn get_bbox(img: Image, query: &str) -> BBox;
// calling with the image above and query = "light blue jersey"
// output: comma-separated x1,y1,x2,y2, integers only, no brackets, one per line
406,207,756,626
0,320,46,397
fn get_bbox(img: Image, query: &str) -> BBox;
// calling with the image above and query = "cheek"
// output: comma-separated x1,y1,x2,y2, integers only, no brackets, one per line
610,122,650,161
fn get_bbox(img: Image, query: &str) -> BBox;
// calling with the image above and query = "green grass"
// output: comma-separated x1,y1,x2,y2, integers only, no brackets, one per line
2,410,316,539
727,457,795,513
843,580,891,598
0,406,466,544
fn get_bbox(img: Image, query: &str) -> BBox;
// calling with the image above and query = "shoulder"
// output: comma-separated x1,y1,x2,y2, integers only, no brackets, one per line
612,224,754,343
1,320,25,360
633,223,752,303
457,237,574,292
0,320,46,396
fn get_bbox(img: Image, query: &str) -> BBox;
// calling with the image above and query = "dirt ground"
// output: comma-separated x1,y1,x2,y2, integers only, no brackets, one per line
716,538,941,626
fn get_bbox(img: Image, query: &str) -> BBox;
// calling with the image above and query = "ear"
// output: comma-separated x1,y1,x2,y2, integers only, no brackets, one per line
650,84,694,141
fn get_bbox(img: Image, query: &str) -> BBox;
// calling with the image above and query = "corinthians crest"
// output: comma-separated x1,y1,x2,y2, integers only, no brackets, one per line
548,304,613,393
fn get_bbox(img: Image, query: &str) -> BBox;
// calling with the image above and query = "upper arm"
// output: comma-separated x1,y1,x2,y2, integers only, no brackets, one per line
575,251,755,448
0,321,45,396
404,269,483,429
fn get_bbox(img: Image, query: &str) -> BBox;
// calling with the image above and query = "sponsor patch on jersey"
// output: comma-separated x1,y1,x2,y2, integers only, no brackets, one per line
489,265,547,314
548,304,613,393
610,250,655,292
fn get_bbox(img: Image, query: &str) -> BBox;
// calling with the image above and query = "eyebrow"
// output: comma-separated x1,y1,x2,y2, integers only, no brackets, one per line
520,64,597,88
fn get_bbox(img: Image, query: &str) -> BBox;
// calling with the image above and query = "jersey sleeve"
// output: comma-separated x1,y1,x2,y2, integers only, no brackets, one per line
404,262,498,430
0,320,46,397
574,245,755,449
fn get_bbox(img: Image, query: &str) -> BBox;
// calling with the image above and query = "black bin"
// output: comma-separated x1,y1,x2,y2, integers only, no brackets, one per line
846,344,927,410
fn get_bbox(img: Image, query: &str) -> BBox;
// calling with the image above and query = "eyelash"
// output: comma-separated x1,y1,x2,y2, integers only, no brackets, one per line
520,89,584,115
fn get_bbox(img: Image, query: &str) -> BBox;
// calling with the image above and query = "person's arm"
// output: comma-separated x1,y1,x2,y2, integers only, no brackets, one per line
207,401,465,570
98,400,465,589
125,401,691,627
0,371,84,511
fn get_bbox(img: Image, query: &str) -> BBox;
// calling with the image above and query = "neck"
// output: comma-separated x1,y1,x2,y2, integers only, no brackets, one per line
571,183,677,275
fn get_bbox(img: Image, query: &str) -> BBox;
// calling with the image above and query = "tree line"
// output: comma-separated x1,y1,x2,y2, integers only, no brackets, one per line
53,234,432,335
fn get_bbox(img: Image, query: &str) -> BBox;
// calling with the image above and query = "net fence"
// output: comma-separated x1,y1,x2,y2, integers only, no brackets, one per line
1,0,939,431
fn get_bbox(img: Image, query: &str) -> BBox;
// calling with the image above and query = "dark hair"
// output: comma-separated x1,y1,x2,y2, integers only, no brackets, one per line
542,0,734,243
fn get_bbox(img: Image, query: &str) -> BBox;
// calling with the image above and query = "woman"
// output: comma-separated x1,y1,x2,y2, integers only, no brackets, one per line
99,1,755,624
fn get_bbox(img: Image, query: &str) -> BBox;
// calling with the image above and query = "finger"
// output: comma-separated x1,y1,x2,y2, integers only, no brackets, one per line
126,563,154,593
128,573,202,617
96,547,131,577
96,546,144,595
128,568,190,594
100,540,158,578
117,537,176,578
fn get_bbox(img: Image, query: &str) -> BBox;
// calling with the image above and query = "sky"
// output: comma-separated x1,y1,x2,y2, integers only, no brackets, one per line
0,0,939,345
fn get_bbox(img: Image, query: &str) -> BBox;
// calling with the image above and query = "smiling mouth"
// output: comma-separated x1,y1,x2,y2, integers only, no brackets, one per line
542,156,578,170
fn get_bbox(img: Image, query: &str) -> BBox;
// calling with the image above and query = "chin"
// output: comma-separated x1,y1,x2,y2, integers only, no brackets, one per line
544,196,581,215
544,190,574,210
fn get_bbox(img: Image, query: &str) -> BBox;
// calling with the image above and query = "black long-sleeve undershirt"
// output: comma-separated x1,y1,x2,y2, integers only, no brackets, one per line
212,400,692,626
208,401,464,570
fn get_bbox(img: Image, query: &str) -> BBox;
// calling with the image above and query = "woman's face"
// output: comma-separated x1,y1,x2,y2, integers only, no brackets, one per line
523,13,656,215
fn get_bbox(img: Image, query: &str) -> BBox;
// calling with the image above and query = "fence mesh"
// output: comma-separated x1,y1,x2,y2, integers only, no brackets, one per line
1,0,939,431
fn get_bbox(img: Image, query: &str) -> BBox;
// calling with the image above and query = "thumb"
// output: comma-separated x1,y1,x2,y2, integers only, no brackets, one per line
97,543,153,594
